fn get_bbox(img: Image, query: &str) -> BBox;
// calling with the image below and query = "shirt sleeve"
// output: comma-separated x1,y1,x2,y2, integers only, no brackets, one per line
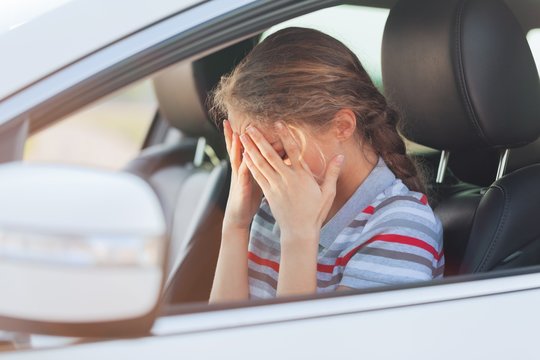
339,205,444,289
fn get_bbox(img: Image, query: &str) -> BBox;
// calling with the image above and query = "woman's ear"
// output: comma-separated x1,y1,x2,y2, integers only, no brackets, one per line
332,108,357,141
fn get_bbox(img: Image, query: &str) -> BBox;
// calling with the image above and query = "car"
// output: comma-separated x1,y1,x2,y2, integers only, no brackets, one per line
1,0,540,358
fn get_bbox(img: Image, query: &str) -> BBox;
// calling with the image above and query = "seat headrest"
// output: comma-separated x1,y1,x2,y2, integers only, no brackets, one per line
152,38,256,141
382,0,540,151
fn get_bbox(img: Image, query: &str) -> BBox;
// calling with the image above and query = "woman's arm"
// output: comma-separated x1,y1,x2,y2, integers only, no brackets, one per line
209,227,250,303
209,119,262,303
276,235,318,296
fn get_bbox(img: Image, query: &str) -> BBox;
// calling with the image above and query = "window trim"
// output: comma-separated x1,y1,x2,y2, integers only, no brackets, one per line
153,264,540,336
0,0,339,139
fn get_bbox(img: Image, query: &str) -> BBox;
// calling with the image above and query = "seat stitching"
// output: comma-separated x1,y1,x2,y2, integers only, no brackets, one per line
475,184,510,272
454,0,491,145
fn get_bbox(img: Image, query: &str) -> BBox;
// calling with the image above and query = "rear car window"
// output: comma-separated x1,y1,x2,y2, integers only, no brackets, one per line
262,5,389,90
527,29,540,75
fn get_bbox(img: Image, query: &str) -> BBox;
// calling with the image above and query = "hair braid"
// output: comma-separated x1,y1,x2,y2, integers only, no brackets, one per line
361,100,426,194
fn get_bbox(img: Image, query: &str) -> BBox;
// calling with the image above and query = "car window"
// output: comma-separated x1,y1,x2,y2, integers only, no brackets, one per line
24,79,157,169
262,5,388,90
527,29,540,75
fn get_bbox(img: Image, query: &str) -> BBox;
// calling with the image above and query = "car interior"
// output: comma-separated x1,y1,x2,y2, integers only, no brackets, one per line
20,0,540,309
118,0,540,307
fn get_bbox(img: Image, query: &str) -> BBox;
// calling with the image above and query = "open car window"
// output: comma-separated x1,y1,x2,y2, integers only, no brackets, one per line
23,79,156,170
527,29,540,75
262,5,389,90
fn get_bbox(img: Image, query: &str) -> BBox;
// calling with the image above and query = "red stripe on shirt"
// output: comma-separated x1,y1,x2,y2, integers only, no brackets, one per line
420,194,428,205
317,233,443,273
317,263,334,273
248,251,280,272
371,234,442,260
362,206,375,214
250,234,443,274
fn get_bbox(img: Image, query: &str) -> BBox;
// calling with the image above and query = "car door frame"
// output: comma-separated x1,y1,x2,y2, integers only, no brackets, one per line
8,267,540,358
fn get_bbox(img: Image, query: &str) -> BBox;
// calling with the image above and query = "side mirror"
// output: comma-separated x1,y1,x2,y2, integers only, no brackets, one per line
0,163,167,337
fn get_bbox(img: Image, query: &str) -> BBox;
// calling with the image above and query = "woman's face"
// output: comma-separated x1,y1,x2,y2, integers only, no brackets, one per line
227,109,338,183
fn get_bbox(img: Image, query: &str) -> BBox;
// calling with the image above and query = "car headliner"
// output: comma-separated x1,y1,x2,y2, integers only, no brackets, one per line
0,0,203,102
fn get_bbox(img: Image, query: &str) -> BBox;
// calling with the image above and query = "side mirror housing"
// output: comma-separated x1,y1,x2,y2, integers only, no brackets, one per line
0,163,167,337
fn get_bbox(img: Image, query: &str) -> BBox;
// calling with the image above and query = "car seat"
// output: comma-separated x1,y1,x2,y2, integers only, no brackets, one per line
382,0,540,275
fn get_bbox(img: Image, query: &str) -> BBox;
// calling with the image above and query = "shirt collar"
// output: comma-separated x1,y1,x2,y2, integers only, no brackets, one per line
318,156,396,249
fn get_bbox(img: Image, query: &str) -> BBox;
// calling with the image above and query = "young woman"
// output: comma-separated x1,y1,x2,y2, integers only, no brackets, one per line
209,27,444,302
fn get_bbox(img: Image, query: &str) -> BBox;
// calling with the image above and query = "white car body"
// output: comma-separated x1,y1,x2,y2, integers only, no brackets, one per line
0,0,203,100
1,0,539,358
7,273,540,359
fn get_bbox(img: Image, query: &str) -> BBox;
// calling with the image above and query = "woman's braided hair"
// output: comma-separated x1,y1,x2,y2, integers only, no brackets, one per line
210,27,426,194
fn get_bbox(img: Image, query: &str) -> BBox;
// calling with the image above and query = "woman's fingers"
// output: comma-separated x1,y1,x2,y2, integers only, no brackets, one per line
225,119,244,173
240,132,277,183
237,157,251,182
242,151,269,190
275,121,302,168
223,119,233,155
230,131,242,171
244,126,286,172
321,154,344,200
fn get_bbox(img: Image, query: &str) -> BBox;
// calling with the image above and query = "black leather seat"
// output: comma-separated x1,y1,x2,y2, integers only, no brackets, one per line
463,165,540,272
125,38,256,303
382,0,540,275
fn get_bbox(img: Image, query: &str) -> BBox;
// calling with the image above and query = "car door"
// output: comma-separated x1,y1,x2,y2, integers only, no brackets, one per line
2,0,540,357
5,269,540,359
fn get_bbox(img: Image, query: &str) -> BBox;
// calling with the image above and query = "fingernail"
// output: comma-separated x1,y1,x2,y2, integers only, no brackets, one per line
336,155,345,165
275,122,284,130
246,126,256,134
240,134,247,142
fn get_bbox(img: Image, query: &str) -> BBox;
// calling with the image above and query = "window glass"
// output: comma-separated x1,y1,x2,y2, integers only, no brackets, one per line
527,29,540,76
24,79,156,169
262,5,389,89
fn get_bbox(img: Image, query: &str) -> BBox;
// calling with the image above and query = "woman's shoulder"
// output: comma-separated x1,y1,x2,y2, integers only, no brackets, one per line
364,178,442,233
343,179,444,263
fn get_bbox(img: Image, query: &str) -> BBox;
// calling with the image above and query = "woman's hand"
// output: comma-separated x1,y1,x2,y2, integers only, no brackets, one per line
239,122,344,246
210,119,259,303
222,119,263,232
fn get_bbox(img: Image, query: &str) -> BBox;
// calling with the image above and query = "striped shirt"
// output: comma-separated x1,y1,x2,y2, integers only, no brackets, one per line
247,156,444,299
